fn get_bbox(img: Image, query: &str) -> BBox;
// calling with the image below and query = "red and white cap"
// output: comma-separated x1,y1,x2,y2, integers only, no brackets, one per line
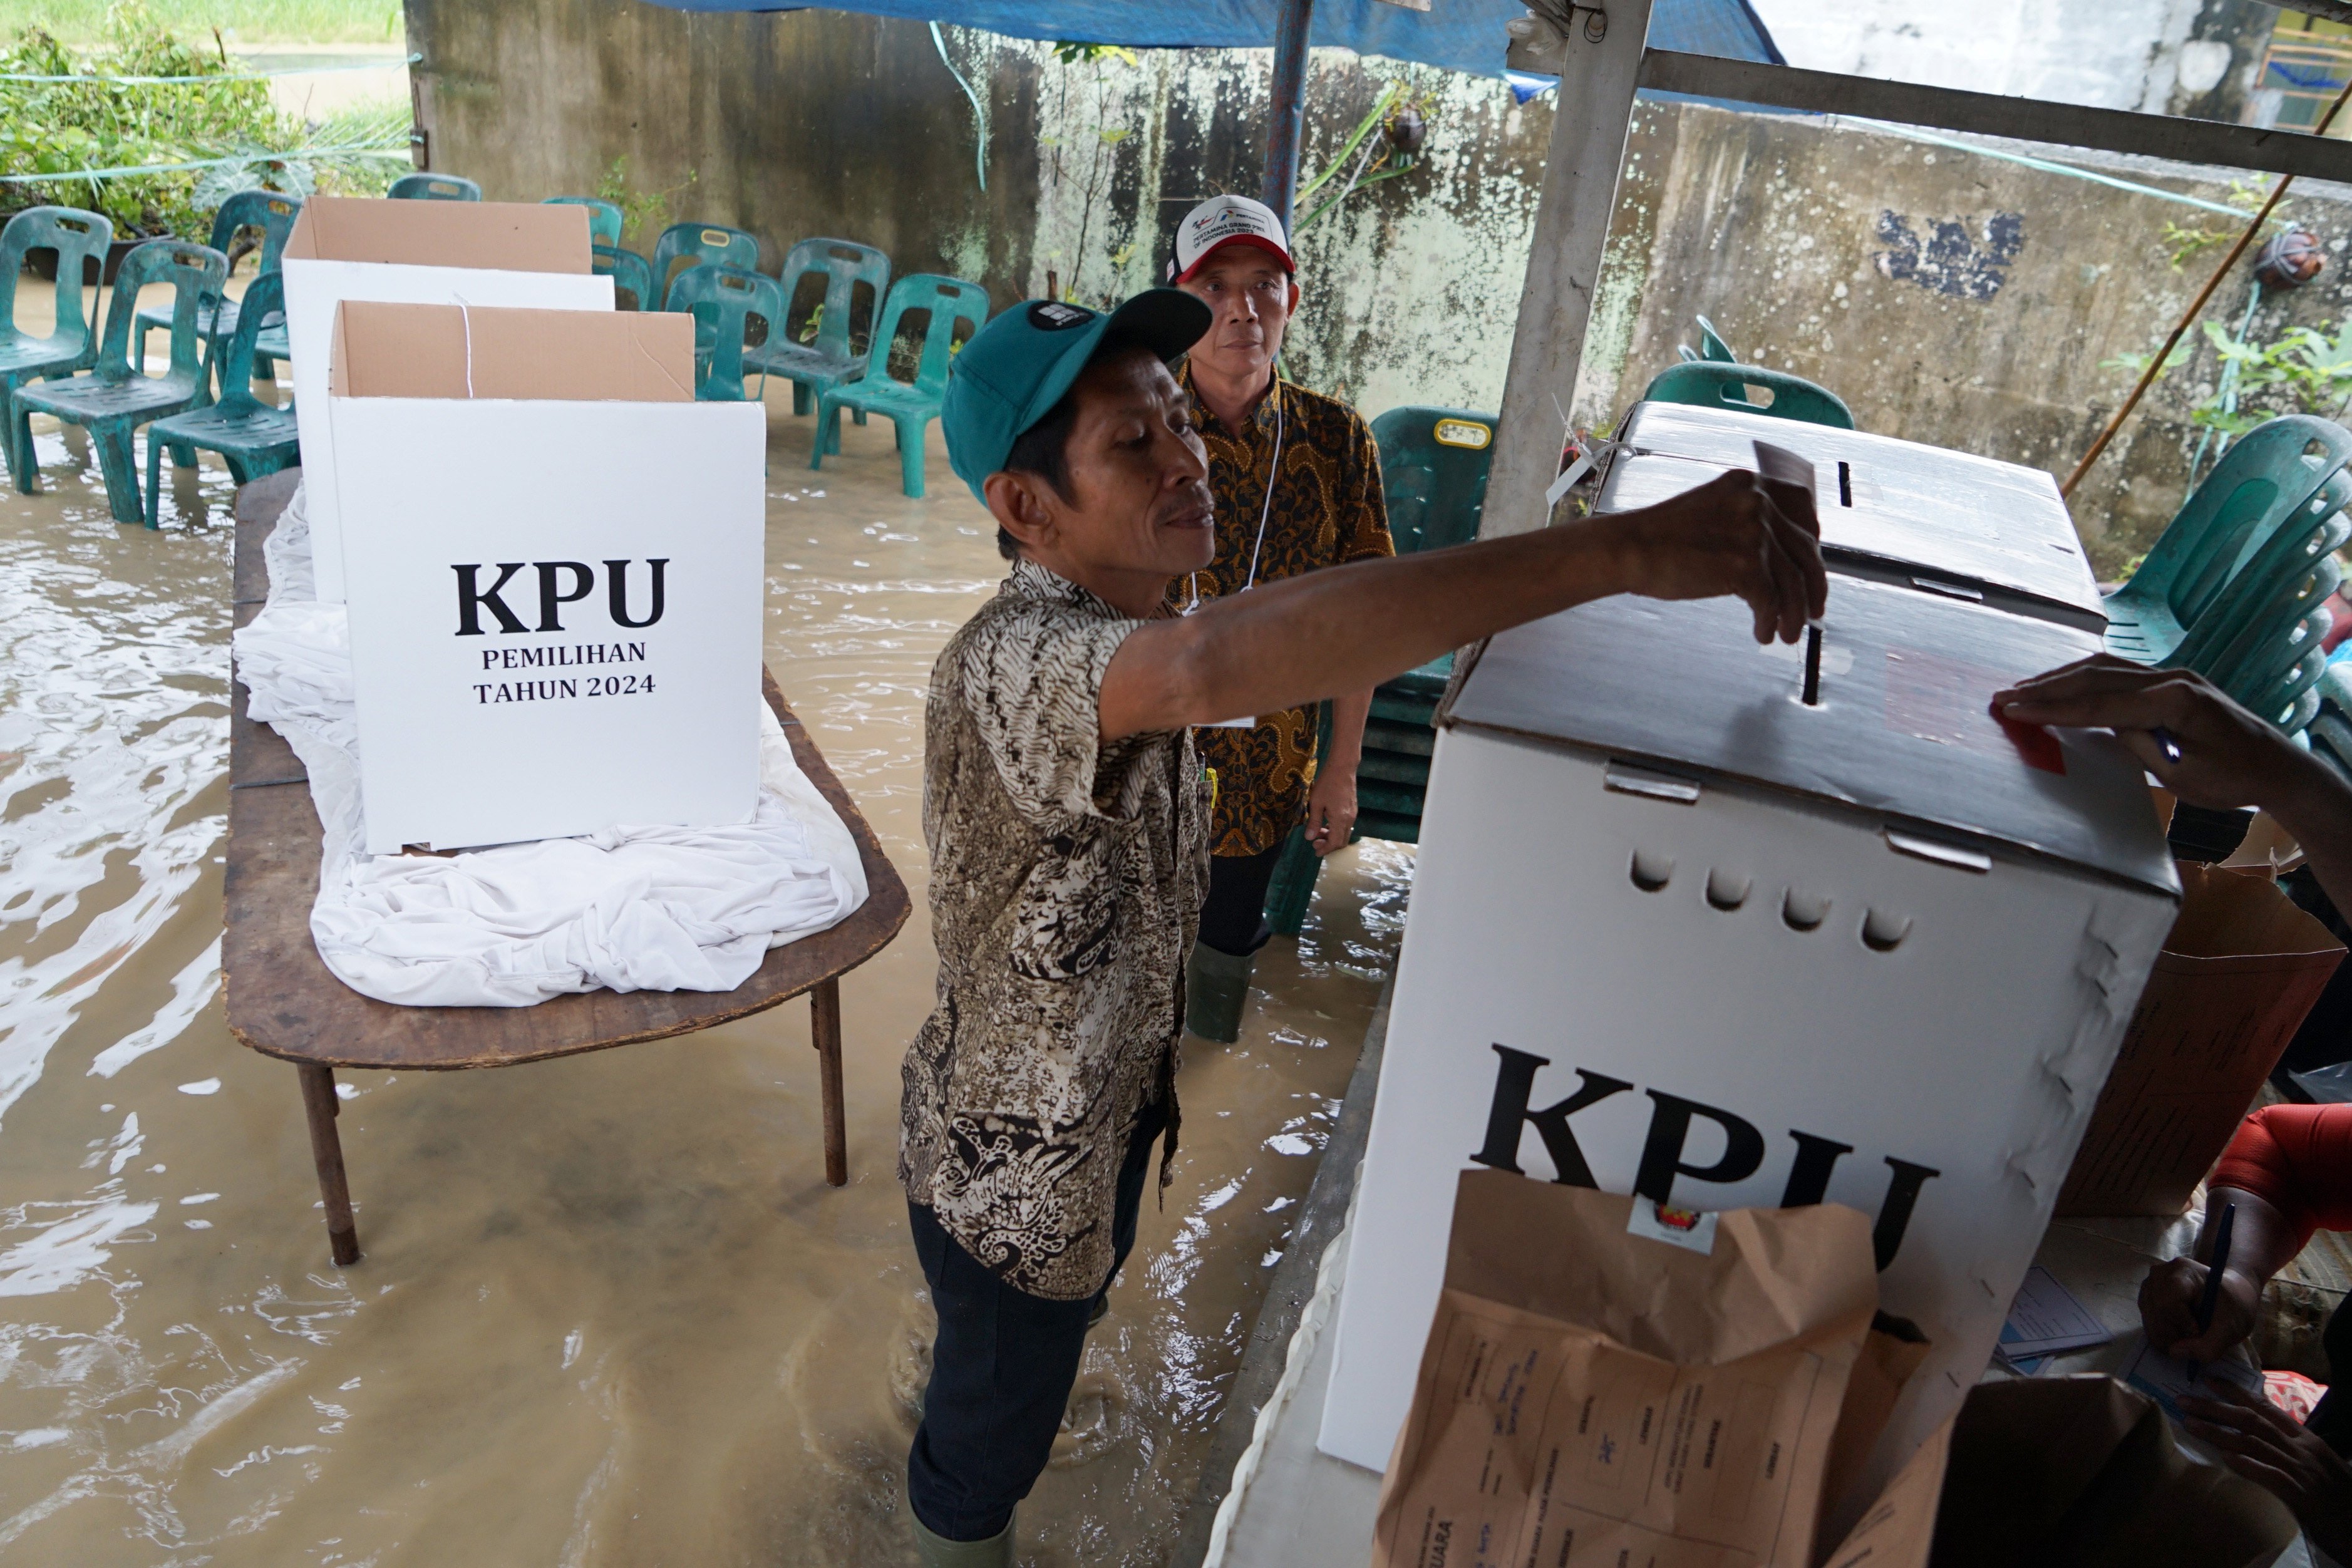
1168,194,1296,284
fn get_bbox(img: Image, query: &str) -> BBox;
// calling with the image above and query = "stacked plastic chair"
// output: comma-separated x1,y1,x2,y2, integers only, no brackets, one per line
1261,406,1497,937
2105,415,2352,734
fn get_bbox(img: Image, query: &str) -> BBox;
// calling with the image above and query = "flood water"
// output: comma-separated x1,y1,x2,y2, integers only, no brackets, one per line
0,279,1411,1565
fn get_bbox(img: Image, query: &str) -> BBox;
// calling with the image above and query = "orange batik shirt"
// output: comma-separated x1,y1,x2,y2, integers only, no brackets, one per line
1169,361,1395,858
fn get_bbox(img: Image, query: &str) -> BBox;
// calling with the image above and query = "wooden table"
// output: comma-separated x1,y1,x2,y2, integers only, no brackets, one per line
222,470,910,1265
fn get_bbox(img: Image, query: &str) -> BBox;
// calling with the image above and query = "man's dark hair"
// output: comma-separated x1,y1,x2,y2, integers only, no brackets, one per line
996,387,1082,559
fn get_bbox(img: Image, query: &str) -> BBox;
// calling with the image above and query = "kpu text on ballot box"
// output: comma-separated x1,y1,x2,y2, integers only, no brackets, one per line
328,300,765,854
281,195,614,604
1604,400,2107,634
1316,570,2180,1505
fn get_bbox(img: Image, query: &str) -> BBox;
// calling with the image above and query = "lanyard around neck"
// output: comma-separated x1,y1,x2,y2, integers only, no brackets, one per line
1187,383,1283,612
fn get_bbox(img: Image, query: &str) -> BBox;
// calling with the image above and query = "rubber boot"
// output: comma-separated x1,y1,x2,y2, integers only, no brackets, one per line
1185,943,1256,1044
912,1512,1014,1568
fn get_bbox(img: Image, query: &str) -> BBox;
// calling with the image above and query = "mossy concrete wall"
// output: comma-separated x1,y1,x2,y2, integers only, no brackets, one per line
404,0,2352,577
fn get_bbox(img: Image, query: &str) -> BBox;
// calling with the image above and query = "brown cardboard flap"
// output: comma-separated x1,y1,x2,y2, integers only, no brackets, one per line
330,301,694,403
2059,864,2346,1217
1817,1410,1950,1568
283,194,590,272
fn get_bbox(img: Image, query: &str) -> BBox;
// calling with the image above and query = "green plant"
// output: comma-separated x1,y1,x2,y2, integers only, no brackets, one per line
594,153,694,247
2159,178,2288,270
0,4,404,239
1292,79,1435,236
1042,39,1136,304
2187,317,2352,435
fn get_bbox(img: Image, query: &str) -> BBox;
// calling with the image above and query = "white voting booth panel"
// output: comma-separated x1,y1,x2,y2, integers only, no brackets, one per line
1316,575,2179,1511
1605,401,2106,633
329,301,765,854
281,196,613,604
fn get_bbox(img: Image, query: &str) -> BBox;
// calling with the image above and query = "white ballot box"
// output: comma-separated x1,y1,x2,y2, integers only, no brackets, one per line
1604,401,2107,632
281,196,614,603
328,301,765,854
1316,572,2179,1512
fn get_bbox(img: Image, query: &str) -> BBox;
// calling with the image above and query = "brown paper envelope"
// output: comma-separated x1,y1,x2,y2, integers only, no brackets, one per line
1373,1174,1877,1568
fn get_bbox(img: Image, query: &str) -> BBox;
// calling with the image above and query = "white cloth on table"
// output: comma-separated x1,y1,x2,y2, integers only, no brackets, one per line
230,481,867,1008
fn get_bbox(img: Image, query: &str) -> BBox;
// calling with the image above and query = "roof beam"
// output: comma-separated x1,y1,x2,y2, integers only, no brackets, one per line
2271,2,2352,26
1637,48,2352,183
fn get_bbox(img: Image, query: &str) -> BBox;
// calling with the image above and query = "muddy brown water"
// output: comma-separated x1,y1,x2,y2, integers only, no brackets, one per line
0,280,1410,1565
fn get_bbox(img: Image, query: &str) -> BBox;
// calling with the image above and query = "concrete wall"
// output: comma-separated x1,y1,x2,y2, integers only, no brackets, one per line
406,0,2352,578
1746,0,2273,120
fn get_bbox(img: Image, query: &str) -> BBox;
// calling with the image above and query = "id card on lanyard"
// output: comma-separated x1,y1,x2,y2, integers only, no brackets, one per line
1190,392,1283,730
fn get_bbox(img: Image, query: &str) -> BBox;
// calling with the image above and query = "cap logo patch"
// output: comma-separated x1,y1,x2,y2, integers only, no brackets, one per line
1028,301,1096,331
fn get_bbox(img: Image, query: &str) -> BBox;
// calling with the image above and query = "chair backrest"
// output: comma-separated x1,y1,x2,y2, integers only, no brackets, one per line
865,273,988,396
667,263,785,400
212,269,287,418
650,222,762,310
388,172,482,201
97,239,227,383
2174,469,2352,672
205,188,302,276
544,195,624,248
1696,315,1737,363
2131,415,2352,629
594,244,657,312
1370,405,1497,555
776,236,892,364
1,205,113,353
1639,361,1856,429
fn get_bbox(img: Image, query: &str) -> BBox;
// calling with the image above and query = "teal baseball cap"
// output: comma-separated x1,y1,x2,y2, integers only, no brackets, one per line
942,288,1212,503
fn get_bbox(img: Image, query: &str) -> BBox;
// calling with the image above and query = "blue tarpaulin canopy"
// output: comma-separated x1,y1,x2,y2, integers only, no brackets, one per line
642,0,1782,80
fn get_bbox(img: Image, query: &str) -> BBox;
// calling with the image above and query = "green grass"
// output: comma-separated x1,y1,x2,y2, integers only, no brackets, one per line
0,0,403,48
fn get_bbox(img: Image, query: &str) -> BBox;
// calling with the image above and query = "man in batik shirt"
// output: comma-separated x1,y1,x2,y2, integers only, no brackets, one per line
902,287,1825,1566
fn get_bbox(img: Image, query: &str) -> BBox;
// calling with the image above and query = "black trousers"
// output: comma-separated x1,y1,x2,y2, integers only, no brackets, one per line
905,1096,1168,1541
1197,843,1286,957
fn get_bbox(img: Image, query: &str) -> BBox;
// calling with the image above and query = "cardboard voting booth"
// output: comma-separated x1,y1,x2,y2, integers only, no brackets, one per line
1603,402,2108,634
281,196,614,603
328,301,766,854
1315,572,2180,1515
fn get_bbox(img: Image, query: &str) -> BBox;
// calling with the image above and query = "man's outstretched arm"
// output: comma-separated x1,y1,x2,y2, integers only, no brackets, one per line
1100,469,1825,741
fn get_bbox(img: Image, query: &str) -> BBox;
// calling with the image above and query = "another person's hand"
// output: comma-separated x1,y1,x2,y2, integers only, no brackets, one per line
1598,468,1827,646
1993,656,2323,813
1303,767,1357,858
2180,1381,2352,1560
2139,1252,2261,1363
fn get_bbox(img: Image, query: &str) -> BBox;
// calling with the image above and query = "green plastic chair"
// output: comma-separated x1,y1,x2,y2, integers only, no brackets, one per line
2104,415,2352,667
1,205,113,492
649,221,761,311
747,236,892,423
140,271,299,527
2311,663,2352,783
544,195,622,247
388,172,481,201
666,263,784,402
1640,361,1855,429
134,188,301,388
1262,405,1498,938
16,239,227,524
812,273,988,497
2176,487,2350,697
594,243,656,311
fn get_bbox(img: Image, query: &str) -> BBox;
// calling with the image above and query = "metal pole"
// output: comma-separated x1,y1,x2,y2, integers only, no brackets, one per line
1483,0,1656,537
1264,0,1316,234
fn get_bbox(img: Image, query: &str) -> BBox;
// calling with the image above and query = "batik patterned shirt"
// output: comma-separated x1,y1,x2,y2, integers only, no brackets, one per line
900,559,1210,1300
1171,362,1395,857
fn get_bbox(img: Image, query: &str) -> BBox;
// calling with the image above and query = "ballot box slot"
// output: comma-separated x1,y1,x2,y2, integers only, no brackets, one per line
1884,828,1994,875
1837,460,1853,508
1909,575,1984,602
1602,759,1702,804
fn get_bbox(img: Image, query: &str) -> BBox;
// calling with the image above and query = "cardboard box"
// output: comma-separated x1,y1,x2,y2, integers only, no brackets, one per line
1602,401,2107,634
1316,572,2180,1520
328,300,766,853
2058,862,2346,1217
281,195,612,603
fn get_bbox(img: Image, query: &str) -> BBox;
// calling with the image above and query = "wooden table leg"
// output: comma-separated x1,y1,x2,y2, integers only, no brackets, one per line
811,977,847,1187
296,1061,362,1266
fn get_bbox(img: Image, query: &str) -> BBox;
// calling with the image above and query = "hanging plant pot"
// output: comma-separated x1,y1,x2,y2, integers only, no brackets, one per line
2254,226,2327,289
